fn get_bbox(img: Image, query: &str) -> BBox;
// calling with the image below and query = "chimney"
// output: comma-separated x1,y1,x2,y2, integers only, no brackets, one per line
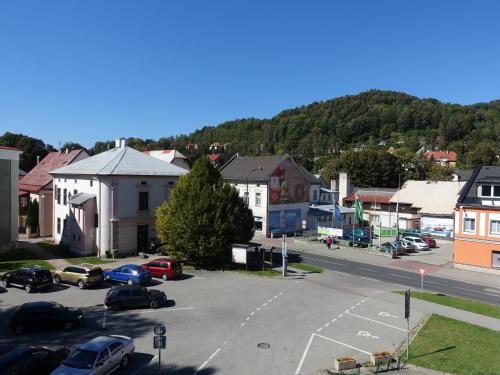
338,172,354,204
115,138,127,148
36,155,40,164
65,148,69,154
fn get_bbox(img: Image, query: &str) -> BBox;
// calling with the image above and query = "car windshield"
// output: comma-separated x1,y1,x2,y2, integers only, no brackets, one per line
414,238,425,243
34,270,51,278
63,349,98,369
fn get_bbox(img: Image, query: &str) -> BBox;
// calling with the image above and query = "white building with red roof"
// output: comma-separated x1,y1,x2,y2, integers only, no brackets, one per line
424,150,457,167
0,146,23,250
18,149,89,237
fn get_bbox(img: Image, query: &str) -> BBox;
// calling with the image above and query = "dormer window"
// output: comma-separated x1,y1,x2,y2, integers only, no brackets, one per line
480,185,500,197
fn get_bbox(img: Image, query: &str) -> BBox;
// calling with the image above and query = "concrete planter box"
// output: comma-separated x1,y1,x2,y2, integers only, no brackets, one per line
334,357,357,371
370,353,392,366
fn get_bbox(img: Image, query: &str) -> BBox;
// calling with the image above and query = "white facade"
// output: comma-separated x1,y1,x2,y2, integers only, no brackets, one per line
53,175,178,257
0,147,21,250
233,182,269,231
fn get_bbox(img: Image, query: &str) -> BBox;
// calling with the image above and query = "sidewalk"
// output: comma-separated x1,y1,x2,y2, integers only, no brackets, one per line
19,240,73,269
254,234,500,288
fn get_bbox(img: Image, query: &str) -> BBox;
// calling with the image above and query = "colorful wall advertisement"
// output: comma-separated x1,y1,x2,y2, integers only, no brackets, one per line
269,209,301,233
420,216,453,237
269,158,309,205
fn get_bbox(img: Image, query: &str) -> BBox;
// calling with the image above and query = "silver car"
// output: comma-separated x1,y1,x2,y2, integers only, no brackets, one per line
403,236,430,251
51,335,134,375
399,239,417,253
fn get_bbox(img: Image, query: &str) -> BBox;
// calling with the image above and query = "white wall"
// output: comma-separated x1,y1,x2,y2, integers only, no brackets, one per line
232,182,268,231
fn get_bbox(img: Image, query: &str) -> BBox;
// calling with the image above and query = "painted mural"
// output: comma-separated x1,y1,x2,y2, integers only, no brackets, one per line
269,209,301,233
269,159,309,205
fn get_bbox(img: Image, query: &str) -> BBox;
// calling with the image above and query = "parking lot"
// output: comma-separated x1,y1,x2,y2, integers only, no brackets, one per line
0,266,425,374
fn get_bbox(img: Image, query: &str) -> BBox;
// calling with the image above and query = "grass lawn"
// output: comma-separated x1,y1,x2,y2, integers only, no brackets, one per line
288,262,323,273
408,314,500,375
38,240,115,266
394,291,500,320
232,269,282,277
0,248,54,272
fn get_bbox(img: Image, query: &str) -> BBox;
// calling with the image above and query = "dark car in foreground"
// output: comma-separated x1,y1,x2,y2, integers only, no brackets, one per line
343,229,371,247
0,345,69,375
51,335,135,375
380,241,406,256
9,301,84,334
104,285,167,311
103,264,151,285
1,266,53,293
140,258,182,280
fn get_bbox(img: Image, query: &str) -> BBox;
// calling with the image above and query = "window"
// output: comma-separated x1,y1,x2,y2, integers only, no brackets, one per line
63,219,67,236
463,217,476,232
90,179,93,187
74,189,78,195
63,189,67,205
313,190,318,202
109,342,124,356
495,186,500,197
96,349,109,364
94,213,98,228
255,192,261,207
168,181,174,186
57,218,61,234
371,202,381,209
481,185,491,196
490,220,500,235
139,191,149,211
57,188,61,204
244,192,249,205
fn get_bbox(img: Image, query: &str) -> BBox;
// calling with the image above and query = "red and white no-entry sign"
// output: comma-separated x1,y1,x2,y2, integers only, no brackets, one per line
418,268,426,278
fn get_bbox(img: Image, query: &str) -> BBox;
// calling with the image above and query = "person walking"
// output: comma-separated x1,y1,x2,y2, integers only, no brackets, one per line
326,236,332,250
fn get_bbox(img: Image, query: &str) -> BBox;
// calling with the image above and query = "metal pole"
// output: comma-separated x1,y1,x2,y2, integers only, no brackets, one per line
406,316,410,361
420,276,424,296
158,345,161,372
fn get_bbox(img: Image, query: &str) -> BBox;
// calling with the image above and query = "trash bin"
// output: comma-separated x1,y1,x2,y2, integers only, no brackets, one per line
112,249,118,259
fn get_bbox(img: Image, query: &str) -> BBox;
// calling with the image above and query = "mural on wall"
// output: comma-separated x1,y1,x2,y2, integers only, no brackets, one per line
421,217,453,237
269,209,301,233
269,159,309,205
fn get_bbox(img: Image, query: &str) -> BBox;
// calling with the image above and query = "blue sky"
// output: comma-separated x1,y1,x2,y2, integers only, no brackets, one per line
1,1,499,148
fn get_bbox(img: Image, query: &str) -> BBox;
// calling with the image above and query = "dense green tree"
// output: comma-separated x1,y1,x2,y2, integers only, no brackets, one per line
62,142,86,152
25,200,39,230
0,132,55,171
427,164,454,181
155,157,254,268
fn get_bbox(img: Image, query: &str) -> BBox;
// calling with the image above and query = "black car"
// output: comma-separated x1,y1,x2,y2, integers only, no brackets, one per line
0,346,69,375
1,266,53,293
105,285,167,311
9,301,84,334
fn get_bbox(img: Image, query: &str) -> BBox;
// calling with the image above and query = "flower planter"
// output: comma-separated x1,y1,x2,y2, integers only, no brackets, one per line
370,353,392,366
334,357,357,371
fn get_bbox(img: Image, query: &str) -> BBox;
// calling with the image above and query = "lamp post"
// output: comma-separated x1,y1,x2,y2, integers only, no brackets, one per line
245,166,263,206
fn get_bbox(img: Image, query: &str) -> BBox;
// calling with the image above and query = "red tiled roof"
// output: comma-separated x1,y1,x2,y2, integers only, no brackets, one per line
0,145,21,151
19,150,87,193
424,150,457,162
344,190,396,204
208,153,221,162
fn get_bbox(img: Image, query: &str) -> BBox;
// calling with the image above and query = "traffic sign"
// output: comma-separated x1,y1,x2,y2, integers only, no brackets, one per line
154,335,167,349
418,268,426,278
154,323,166,336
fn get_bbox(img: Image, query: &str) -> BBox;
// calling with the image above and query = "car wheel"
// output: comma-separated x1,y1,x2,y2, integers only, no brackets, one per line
24,284,32,293
150,300,160,309
110,303,121,311
54,275,61,283
14,325,25,334
127,279,133,285
120,354,130,369
63,321,73,331
77,280,85,289
162,274,168,281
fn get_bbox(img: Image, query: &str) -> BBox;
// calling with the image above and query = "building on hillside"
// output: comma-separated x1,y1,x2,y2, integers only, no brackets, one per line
454,165,500,273
220,154,320,237
424,150,457,167
209,142,224,152
452,169,473,182
343,188,404,229
307,204,355,232
18,149,89,236
0,146,22,251
49,139,188,257
143,150,191,170
390,180,463,236
208,153,222,166
186,143,199,150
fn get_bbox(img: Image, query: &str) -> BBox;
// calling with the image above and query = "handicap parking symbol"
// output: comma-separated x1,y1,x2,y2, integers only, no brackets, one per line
357,330,379,339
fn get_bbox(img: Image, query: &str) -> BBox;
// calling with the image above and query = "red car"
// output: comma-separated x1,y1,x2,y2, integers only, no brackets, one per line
141,259,182,280
421,236,437,248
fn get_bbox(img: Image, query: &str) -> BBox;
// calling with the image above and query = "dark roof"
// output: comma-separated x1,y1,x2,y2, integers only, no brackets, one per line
457,165,500,206
454,169,473,182
344,188,397,203
220,154,319,184
19,150,87,193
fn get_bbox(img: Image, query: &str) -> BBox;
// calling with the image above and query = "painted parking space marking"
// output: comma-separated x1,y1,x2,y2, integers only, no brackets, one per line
346,312,406,332
357,330,379,339
378,311,398,319
195,348,221,374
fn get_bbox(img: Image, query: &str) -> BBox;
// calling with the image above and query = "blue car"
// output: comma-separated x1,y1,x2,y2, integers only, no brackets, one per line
103,264,151,285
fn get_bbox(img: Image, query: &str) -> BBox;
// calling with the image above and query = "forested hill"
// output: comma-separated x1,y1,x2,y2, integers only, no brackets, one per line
188,90,500,162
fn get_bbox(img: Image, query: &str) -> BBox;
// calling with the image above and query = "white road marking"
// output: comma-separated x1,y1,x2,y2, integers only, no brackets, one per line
356,302,361,306
338,314,343,318
350,306,356,309
250,312,255,316
109,306,194,315
241,322,245,327
274,295,278,299
315,333,371,355
331,318,337,323
484,287,500,295
453,287,500,298
246,317,250,321
357,330,379,339
390,274,411,279
361,276,379,282
262,303,267,307
195,348,221,374
358,267,377,273
345,309,350,314
268,299,273,303
295,334,315,374
333,271,351,276
278,291,283,295
324,323,330,327
378,311,398,319
256,307,261,311
194,276,205,279
425,281,445,286
361,299,368,303
316,328,322,332
393,283,406,287
346,312,406,332
222,341,227,346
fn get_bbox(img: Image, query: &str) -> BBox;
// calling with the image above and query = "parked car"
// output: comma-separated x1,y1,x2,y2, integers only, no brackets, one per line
140,258,182,280
343,229,371,247
380,241,406,256
104,284,167,311
1,266,53,293
52,264,104,289
51,335,135,375
103,264,151,285
420,235,437,248
0,345,70,375
399,239,417,253
403,236,430,251
9,301,84,334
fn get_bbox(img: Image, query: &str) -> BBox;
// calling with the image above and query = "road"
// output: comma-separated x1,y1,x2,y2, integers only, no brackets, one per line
288,249,500,306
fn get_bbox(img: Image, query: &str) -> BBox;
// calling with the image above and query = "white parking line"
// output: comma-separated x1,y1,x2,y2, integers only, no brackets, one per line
246,317,250,321
250,312,255,316
256,307,261,311
346,312,406,332
195,348,221,374
315,333,372,355
295,333,315,374
107,306,194,316
241,322,245,327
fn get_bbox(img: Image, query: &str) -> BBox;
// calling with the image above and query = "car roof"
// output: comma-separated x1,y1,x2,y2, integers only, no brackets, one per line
80,336,122,351
110,284,144,290
20,301,57,310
